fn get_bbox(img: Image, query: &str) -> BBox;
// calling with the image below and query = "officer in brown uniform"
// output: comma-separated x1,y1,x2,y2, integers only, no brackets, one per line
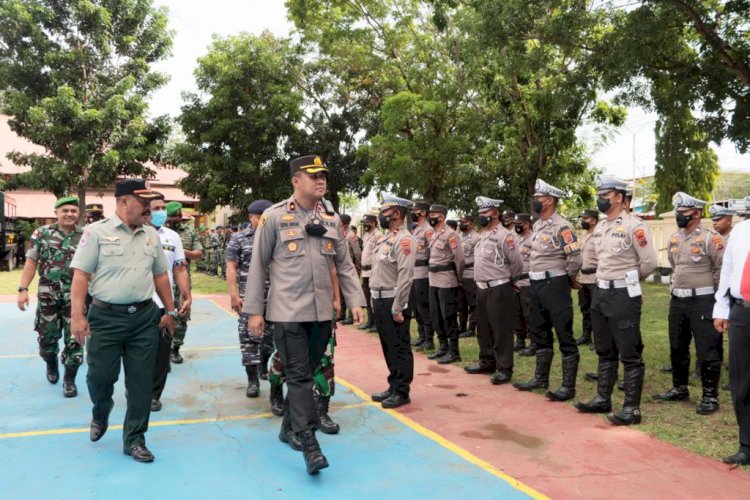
458,215,480,338
653,192,725,415
243,155,365,475
337,213,362,325
514,180,582,402
359,211,383,332
576,209,600,346
410,200,435,350
426,204,465,363
465,197,523,384
513,213,533,353
369,195,416,408
709,204,734,240
575,176,657,426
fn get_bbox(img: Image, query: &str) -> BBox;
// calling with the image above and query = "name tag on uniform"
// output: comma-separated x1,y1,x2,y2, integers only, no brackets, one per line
163,244,176,252
100,237,120,245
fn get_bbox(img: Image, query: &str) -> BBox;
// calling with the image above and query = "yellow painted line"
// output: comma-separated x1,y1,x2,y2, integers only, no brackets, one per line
335,377,549,500
206,298,238,317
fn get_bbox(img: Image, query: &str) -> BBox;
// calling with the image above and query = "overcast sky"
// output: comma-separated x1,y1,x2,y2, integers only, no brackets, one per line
149,0,750,183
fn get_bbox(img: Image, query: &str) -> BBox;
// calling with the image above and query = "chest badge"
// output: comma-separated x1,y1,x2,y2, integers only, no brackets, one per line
288,242,298,252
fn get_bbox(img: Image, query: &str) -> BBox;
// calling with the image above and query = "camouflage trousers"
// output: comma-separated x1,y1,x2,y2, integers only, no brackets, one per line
268,331,336,397
34,285,83,367
215,250,225,278
171,286,189,348
238,312,274,366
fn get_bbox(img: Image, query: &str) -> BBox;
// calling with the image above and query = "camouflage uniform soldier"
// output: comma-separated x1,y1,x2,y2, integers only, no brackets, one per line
17,196,83,397
212,227,224,276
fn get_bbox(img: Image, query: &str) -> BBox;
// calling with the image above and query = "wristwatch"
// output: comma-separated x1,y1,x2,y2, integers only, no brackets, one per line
17,287,28,293
166,309,179,318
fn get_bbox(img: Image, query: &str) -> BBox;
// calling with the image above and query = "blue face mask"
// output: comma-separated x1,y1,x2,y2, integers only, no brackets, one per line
151,210,168,227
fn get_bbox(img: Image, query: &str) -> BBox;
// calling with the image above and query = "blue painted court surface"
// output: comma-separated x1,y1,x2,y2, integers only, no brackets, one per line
0,300,530,499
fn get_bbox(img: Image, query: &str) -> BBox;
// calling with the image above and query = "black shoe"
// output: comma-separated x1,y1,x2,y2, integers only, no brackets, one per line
381,393,411,409
366,326,378,333
696,397,719,415
124,444,155,463
575,395,612,413
575,337,591,346
653,386,689,401
458,330,475,339
299,430,329,475
371,389,392,402
513,377,548,391
259,363,269,381
90,420,108,442
270,384,284,417
45,358,59,384
342,318,354,325
659,365,672,373
584,372,598,382
410,337,425,347
513,348,552,391
62,365,79,398
722,451,750,465
490,371,512,385
464,362,496,375
607,407,641,426
519,345,537,357
151,399,162,412
315,395,340,434
427,345,448,360
170,346,183,364
245,365,260,398
545,354,579,402
279,420,303,451
437,351,461,364
416,341,435,352
513,338,526,352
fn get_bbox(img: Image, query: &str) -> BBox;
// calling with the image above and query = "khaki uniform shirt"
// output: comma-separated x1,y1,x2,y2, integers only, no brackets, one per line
668,226,724,289
473,224,523,283
460,230,480,280
516,232,532,287
361,229,384,279
70,213,169,303
413,221,433,280
578,231,599,285
530,212,582,276
593,209,657,281
347,232,362,272
370,226,416,314
428,225,465,288
242,197,366,322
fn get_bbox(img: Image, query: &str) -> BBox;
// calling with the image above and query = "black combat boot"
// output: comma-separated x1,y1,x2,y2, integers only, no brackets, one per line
170,345,183,364
427,339,448,360
575,360,617,413
299,429,329,475
513,348,552,391
513,334,527,352
315,394,340,434
437,339,461,364
608,366,644,426
575,332,592,346
269,383,284,417
245,365,260,398
45,357,59,384
546,353,579,402
279,400,302,451
654,350,690,401
519,343,538,357
696,365,720,415
458,326,475,339
62,365,79,398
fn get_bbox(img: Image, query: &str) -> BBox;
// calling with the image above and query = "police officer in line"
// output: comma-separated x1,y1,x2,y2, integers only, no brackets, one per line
653,193,725,415
70,179,176,463
164,202,203,364
85,203,104,224
512,213,533,353
337,213,362,325
446,219,458,231
576,209,600,347
575,176,657,426
514,180,582,403
464,197,523,384
501,209,515,230
426,204,465,364
457,214,480,338
226,200,279,407
243,155,365,475
713,205,750,465
369,195,417,409
17,196,83,397
709,204,734,240
409,200,435,351
359,211,384,332
148,194,192,412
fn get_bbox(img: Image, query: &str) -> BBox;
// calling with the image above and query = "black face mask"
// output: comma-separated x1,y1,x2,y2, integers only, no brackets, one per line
581,221,591,230
363,224,373,232
514,225,524,234
411,211,423,220
532,200,543,214
428,217,441,227
305,219,327,237
478,215,492,227
459,223,468,232
676,212,693,228
378,214,392,229
596,198,611,214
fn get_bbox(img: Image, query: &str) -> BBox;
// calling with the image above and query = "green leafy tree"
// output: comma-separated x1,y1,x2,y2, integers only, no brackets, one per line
0,0,173,209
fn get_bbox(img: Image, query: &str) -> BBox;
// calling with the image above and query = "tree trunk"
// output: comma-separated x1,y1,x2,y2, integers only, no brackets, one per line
77,184,87,225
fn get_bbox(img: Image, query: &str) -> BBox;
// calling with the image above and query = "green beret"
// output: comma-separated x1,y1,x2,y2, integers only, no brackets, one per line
198,225,206,231
166,201,183,216
55,196,79,208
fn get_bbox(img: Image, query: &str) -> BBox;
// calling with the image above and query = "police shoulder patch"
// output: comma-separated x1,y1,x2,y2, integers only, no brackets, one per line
559,227,576,244
712,235,724,250
634,228,648,247
401,238,412,255
504,234,516,250
258,214,267,229
448,235,458,249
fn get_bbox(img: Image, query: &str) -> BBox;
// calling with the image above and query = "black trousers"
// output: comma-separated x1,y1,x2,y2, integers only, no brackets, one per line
429,286,459,343
578,283,595,340
373,297,414,396
514,285,531,339
529,276,577,356
413,278,433,340
668,295,723,387
362,277,372,321
476,283,516,373
729,304,750,455
458,278,478,332
152,323,171,401
273,321,331,433
591,288,644,369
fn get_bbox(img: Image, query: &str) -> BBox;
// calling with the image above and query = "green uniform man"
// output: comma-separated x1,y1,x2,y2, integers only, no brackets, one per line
70,178,176,464
164,202,203,363
17,196,84,397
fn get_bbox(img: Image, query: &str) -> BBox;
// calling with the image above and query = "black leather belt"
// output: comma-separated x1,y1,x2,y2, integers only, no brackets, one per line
362,265,372,271
92,298,153,314
416,259,428,267
429,263,455,273
519,273,529,280
465,263,474,268
734,298,750,309
581,268,597,275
